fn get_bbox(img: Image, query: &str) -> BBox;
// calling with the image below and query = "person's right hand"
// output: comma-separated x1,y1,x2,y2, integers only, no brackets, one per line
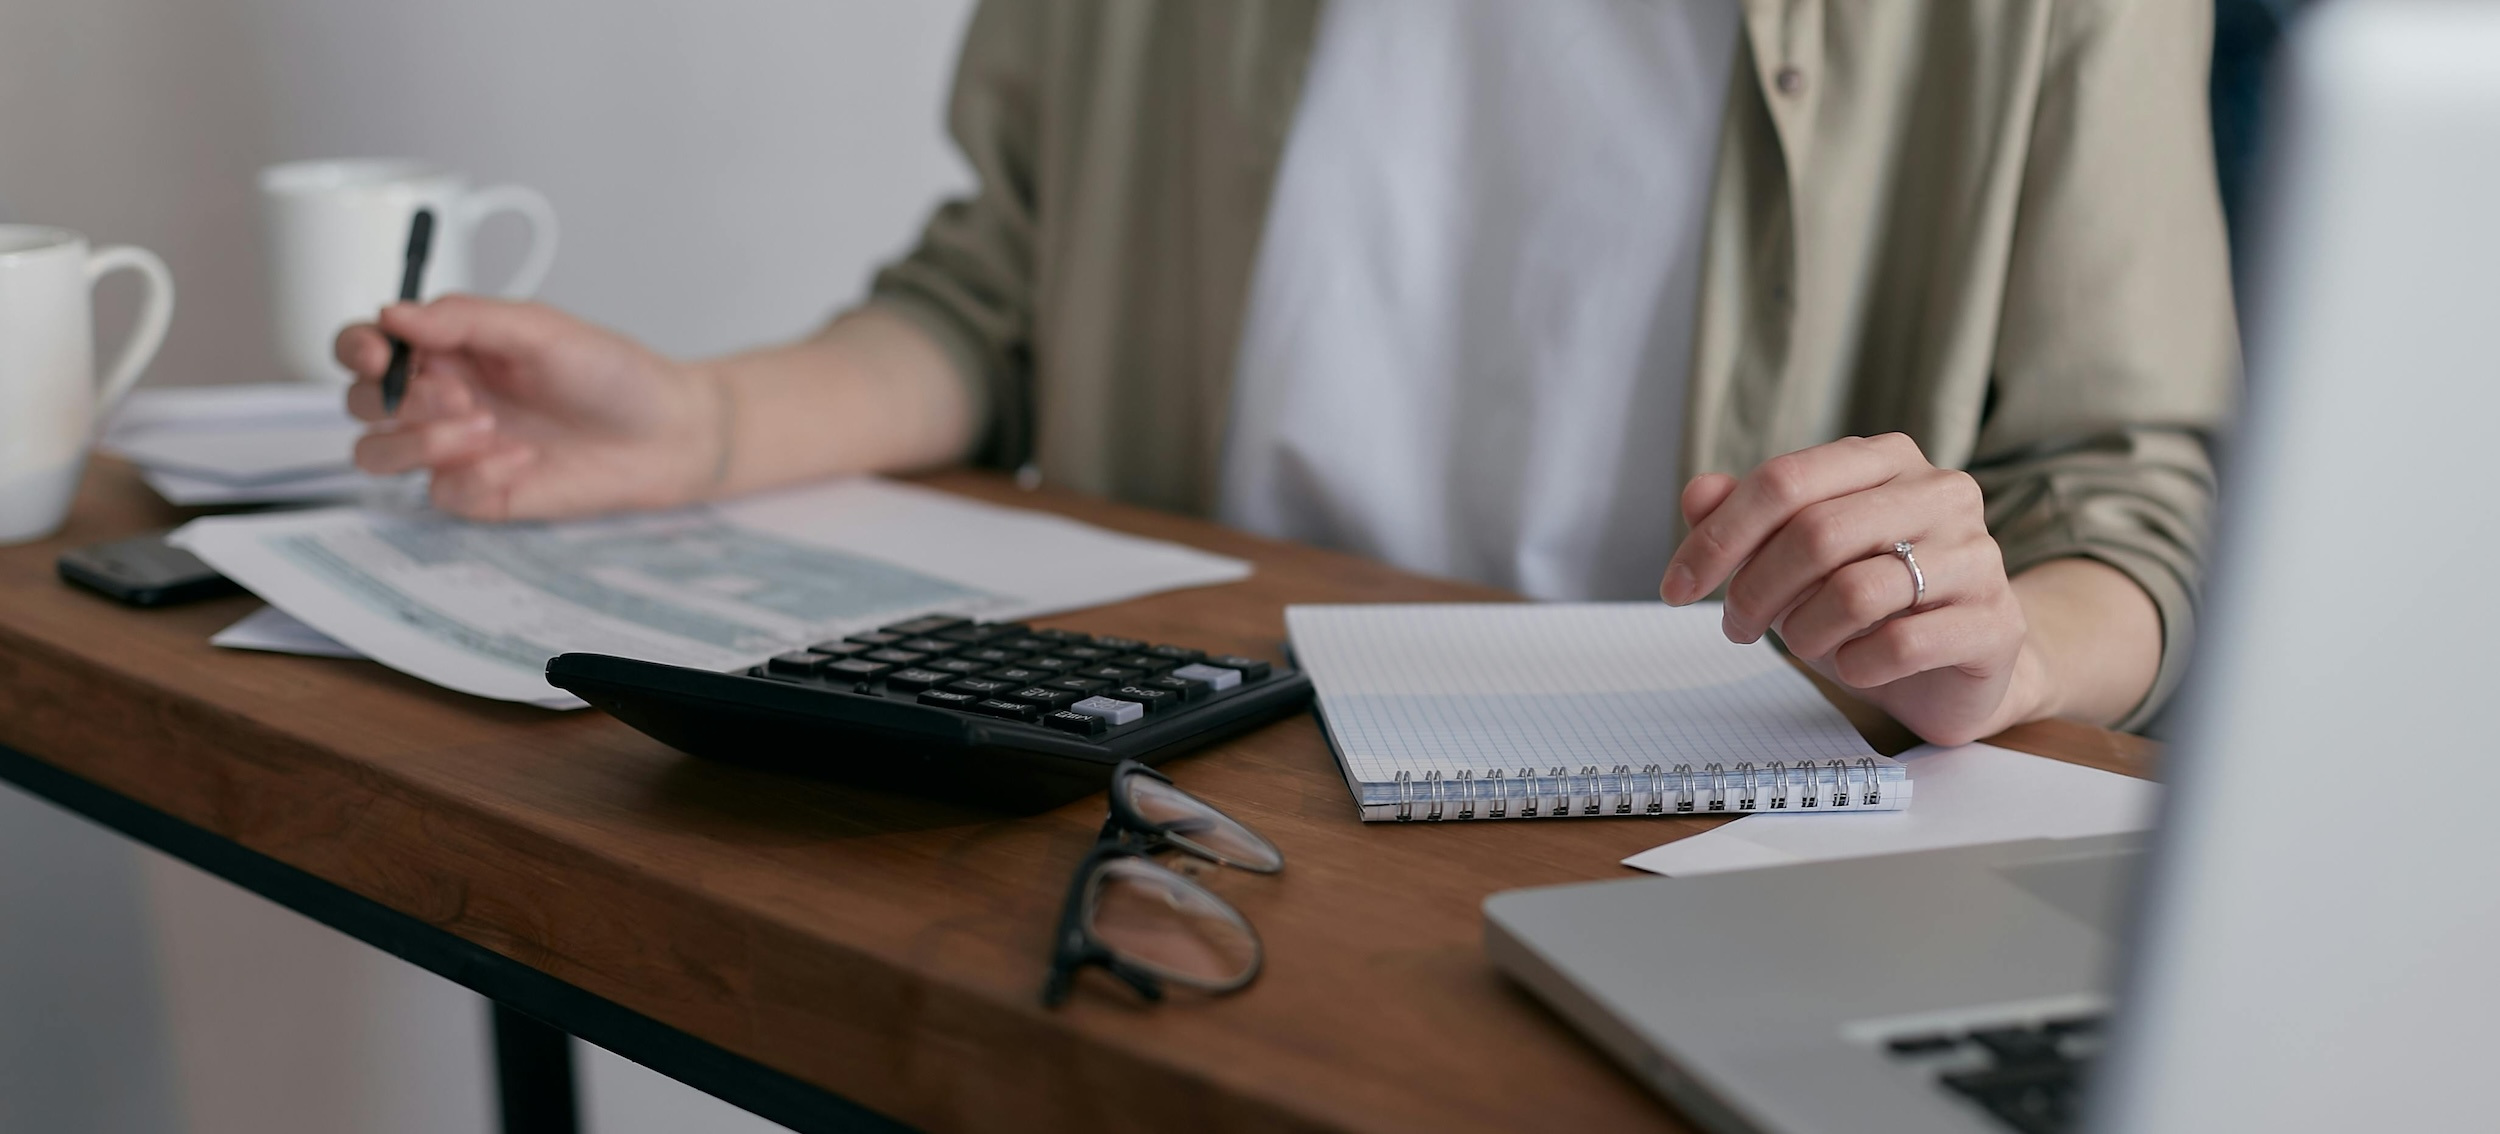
338,296,724,521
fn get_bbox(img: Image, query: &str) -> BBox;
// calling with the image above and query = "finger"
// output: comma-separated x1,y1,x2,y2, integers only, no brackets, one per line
377,295,568,362
1661,433,1926,605
428,443,538,521
352,413,497,475
333,323,395,378
1774,552,1930,662
1680,473,1738,527
1830,604,2011,690
1721,470,1981,642
349,355,488,424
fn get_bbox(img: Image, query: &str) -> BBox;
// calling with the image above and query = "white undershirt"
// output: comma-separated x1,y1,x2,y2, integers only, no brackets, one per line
1218,0,1740,600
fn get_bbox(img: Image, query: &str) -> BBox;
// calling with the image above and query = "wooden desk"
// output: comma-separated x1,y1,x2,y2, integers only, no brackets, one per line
0,460,2154,1134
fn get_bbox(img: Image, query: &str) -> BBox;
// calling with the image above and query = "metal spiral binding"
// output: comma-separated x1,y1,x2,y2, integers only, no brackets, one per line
1423,770,1445,821
1487,769,1508,818
1394,769,1414,822
1858,756,1881,805
1455,769,1477,820
1376,757,1888,820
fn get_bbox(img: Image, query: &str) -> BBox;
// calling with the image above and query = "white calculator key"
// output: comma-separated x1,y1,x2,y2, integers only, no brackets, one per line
1169,663,1242,691
1070,696,1145,726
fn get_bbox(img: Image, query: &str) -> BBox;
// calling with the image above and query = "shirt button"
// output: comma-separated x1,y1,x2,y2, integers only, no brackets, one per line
1775,66,1807,96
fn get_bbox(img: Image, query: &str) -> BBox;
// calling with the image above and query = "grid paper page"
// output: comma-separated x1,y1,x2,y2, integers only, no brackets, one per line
1286,603,1877,787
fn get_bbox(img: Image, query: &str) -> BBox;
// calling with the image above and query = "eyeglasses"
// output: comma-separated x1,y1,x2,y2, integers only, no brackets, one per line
1041,760,1282,1006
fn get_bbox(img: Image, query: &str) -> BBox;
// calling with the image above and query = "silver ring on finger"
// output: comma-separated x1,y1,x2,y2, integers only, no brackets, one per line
1891,540,1926,609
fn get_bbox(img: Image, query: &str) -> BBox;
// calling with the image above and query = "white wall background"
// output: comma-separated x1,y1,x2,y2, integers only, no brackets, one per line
0,1,976,1131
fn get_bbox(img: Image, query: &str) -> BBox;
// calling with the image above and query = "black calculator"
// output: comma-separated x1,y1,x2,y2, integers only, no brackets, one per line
546,614,1312,812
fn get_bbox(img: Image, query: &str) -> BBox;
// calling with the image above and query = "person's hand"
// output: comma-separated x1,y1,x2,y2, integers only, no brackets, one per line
1658,433,2041,746
338,296,723,520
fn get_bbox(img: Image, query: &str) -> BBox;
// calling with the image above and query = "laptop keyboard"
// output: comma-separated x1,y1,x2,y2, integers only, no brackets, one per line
1883,1013,2105,1134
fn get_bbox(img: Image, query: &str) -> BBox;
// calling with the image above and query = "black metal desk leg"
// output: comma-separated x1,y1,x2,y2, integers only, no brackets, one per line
492,1002,581,1134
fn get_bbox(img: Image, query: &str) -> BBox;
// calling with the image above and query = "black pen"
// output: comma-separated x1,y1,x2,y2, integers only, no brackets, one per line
378,208,436,415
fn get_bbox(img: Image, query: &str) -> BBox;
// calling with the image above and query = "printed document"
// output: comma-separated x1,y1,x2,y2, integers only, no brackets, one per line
172,478,1251,708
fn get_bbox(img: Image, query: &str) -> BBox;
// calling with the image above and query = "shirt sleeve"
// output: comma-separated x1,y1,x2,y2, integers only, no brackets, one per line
863,0,1044,471
1976,0,2241,730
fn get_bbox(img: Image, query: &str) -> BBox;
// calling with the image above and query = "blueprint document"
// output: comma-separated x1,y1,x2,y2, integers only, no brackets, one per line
170,478,1251,708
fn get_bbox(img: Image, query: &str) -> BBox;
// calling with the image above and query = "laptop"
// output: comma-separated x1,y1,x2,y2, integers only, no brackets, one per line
1483,4,2500,1133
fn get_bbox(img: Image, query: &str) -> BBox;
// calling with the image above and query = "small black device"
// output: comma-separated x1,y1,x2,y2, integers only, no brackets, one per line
547,614,1313,812
57,531,243,607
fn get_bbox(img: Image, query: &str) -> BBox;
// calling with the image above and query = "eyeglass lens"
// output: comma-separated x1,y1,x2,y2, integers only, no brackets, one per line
1120,772,1284,873
1084,856,1261,989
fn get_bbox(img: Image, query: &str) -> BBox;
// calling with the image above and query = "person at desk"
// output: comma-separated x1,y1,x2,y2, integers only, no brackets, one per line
333,0,2236,750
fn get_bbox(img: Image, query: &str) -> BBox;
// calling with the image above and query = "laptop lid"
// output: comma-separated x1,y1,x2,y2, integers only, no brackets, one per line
2087,4,2500,1130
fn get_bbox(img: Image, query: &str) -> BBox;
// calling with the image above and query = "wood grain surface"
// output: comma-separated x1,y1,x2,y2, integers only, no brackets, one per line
0,459,2157,1134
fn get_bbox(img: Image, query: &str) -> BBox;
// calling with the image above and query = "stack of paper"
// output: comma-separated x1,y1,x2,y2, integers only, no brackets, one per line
172,477,1255,708
101,383,388,505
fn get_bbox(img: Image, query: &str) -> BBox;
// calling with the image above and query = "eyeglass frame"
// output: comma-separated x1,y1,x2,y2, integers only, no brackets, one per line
1041,760,1280,1006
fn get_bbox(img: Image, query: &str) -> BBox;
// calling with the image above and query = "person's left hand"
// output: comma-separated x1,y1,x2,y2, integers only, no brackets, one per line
1658,433,2037,746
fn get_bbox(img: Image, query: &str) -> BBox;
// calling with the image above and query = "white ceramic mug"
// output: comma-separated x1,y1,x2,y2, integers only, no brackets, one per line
260,158,557,385
0,225,175,544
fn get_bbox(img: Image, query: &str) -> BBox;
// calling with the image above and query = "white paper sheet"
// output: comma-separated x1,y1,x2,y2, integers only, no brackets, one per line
1622,742,2158,876
212,604,364,659
102,382,384,502
170,478,1252,708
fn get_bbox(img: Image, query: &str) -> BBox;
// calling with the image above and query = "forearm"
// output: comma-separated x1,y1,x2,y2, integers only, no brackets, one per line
689,305,983,499
2006,557,2163,729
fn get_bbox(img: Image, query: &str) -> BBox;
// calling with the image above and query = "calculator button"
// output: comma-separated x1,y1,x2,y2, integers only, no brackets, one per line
1070,696,1146,726
1110,685,1179,714
861,648,928,666
1143,675,1209,702
968,698,1043,722
917,689,980,710
843,631,905,647
1089,636,1146,652
1145,645,1206,663
1044,676,1110,694
1207,655,1272,681
1053,645,1117,663
955,647,1025,666
1007,686,1080,710
935,624,1016,644
1169,663,1243,692
766,651,829,675
925,658,991,676
895,637,959,655
824,658,895,681
984,666,1050,684
884,667,953,692
998,637,1060,653
1043,710,1109,737
804,640,874,657
947,677,1019,698
1112,654,1180,674
1075,664,1144,683
1020,656,1081,673
1029,628,1092,644
880,615,969,636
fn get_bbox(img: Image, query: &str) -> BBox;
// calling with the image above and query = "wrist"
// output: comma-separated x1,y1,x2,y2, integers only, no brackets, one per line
657,360,735,509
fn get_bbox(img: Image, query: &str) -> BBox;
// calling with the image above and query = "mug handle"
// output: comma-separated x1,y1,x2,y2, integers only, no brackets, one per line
456,184,560,299
86,245,176,419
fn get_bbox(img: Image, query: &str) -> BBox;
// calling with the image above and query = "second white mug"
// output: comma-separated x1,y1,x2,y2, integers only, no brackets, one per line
260,158,557,385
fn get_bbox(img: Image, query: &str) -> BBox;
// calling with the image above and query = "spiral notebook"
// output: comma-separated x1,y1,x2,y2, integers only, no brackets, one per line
1283,603,1905,822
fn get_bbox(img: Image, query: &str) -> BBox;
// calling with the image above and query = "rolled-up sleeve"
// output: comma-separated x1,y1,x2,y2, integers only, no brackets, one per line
1977,0,2241,729
866,0,1043,470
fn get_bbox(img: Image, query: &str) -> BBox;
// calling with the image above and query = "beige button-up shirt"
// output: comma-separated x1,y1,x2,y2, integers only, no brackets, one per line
868,0,2239,728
